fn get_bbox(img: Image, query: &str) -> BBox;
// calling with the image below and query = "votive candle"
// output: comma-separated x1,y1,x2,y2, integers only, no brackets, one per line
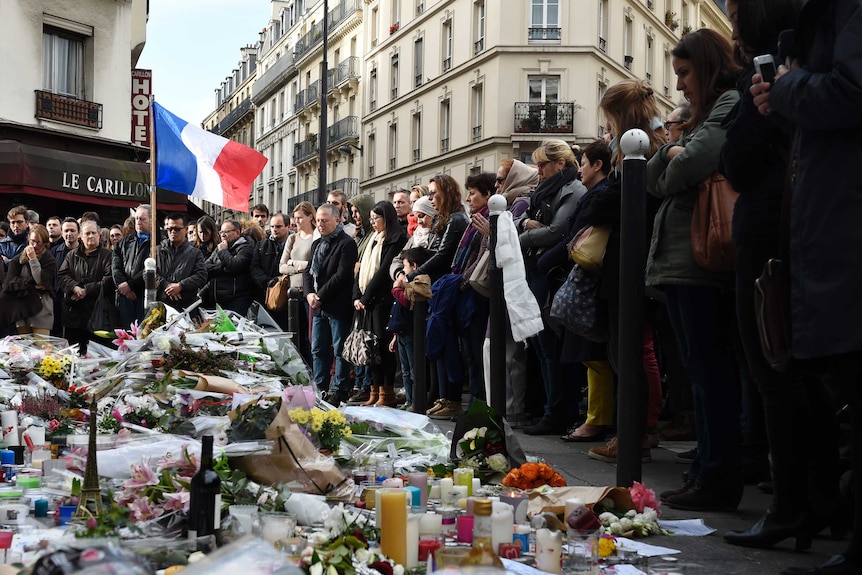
380,490,408,566
491,501,514,553
454,468,474,496
408,472,429,508
406,513,420,568
418,512,443,535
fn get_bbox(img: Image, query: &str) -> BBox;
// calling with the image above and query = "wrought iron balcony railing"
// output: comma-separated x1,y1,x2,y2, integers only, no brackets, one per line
528,27,561,41
327,116,359,147
35,91,102,129
210,97,252,135
513,102,576,134
293,135,320,164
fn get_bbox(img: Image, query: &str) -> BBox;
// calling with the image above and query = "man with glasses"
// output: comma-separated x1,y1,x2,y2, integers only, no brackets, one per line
156,213,207,313
112,205,157,327
0,205,30,270
204,219,253,315
304,203,359,405
251,213,290,319
664,102,691,144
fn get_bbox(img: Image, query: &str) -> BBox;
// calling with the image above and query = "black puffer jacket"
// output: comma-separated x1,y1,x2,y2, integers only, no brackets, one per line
205,236,254,303
57,245,113,329
250,236,286,301
406,211,470,283
157,239,208,311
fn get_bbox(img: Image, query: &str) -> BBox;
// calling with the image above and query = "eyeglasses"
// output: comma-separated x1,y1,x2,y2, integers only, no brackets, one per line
369,215,381,222
536,160,553,169
165,226,185,233
219,229,237,236
8,219,26,226
664,120,684,130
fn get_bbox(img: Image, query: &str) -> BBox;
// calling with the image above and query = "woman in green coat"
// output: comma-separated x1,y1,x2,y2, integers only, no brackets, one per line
646,29,743,512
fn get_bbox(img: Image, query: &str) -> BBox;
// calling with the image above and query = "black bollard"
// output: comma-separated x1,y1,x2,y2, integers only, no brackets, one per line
412,299,429,415
286,288,304,352
616,129,649,488
487,195,508,417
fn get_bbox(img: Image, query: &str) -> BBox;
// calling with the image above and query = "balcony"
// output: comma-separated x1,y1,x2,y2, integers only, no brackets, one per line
413,148,420,162
287,189,322,212
440,138,449,153
293,135,320,165
35,91,102,129
442,57,452,72
472,125,482,141
474,38,484,54
389,158,396,170
391,86,398,99
416,2,424,15
624,55,634,70
528,27,561,41
369,165,375,178
334,56,361,88
599,37,607,52
327,116,359,147
513,102,576,134
252,51,296,104
293,0,359,62
415,74,422,88
295,80,321,113
210,97,252,136
664,85,670,97
326,177,360,199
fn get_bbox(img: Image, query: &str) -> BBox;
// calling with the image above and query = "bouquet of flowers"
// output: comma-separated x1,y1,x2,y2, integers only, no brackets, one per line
35,354,74,388
229,396,282,441
455,426,510,474
594,482,668,538
501,462,567,490
289,406,352,453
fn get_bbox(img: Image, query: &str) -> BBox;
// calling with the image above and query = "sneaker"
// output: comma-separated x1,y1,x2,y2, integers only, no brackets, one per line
347,389,371,405
675,448,698,464
426,398,447,416
588,437,652,464
429,400,463,419
399,402,412,411
665,482,743,512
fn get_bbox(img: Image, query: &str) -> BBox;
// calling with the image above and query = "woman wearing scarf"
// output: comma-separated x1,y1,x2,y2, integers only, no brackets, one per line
353,202,407,407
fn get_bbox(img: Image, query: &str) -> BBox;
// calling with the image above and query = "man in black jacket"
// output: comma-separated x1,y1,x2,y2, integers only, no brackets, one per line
304,204,359,404
49,217,80,337
157,212,207,313
251,212,290,327
205,219,254,315
112,205,154,327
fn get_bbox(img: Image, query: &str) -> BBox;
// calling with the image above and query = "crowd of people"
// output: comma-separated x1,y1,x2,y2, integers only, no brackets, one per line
0,1,859,571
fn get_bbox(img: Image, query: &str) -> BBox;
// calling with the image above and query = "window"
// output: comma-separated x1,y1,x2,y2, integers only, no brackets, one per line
474,1,486,54
389,124,397,170
646,36,654,81
391,53,399,99
414,38,424,87
371,7,379,46
531,0,559,27
370,68,378,111
528,75,560,102
442,19,453,72
391,0,401,26
598,0,609,51
368,134,376,177
664,49,672,97
623,14,633,68
416,0,424,15
440,99,451,152
471,84,483,141
412,112,422,162
43,27,85,98
597,80,608,136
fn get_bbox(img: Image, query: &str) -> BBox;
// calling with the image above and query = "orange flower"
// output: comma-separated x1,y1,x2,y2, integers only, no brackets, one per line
537,463,553,480
520,463,539,481
550,472,567,487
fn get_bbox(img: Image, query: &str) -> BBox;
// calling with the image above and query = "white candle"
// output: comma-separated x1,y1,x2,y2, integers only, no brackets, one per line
535,528,563,574
23,427,45,447
472,478,481,496
406,513,420,568
1,412,19,447
491,501,514,554
428,482,441,500
444,485,468,505
381,477,404,488
418,512,443,535
439,478,453,497
565,497,585,523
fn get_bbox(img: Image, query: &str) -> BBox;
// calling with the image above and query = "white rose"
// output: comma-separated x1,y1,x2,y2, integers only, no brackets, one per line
326,565,338,575
488,454,509,473
599,512,618,526
625,509,637,518
477,427,487,438
309,562,324,575
355,548,370,563
394,565,405,575
610,522,625,535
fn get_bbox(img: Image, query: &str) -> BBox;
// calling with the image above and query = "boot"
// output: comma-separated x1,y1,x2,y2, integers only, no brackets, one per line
375,385,398,407
362,386,379,406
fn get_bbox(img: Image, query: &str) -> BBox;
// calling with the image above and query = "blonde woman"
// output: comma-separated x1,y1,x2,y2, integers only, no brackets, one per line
279,201,317,364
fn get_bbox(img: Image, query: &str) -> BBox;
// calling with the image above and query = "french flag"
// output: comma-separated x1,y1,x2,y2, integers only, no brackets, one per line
153,102,267,211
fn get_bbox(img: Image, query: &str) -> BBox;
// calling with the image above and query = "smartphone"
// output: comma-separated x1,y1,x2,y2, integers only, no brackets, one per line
753,54,777,84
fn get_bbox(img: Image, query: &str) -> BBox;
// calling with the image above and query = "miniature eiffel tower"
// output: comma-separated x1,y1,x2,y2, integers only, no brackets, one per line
75,396,104,519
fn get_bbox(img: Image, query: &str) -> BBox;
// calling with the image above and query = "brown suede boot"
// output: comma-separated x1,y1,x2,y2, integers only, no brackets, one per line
374,386,399,407
362,386,379,406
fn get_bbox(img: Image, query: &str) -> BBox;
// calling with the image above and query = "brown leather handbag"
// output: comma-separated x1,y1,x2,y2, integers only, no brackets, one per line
264,274,291,311
691,172,739,272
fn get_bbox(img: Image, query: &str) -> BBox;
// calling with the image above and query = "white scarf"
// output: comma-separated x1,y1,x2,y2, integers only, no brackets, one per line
358,230,385,294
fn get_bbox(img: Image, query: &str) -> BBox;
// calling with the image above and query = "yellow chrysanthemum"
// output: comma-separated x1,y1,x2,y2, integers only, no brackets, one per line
597,536,616,558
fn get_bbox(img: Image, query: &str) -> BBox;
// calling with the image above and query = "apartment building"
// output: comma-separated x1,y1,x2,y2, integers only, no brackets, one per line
0,0,192,224
251,0,364,214
359,0,731,198
201,46,259,218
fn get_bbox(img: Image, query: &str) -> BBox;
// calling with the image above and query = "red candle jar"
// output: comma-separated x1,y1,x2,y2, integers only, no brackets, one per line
418,537,443,561
498,542,522,559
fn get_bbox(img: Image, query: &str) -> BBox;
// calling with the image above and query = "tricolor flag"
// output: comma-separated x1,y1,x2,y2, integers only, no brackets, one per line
153,102,267,211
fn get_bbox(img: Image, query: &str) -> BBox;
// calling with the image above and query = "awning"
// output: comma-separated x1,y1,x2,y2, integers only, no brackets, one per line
0,140,188,211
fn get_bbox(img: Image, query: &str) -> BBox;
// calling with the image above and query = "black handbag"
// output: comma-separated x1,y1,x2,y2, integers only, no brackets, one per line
341,310,381,366
87,283,120,334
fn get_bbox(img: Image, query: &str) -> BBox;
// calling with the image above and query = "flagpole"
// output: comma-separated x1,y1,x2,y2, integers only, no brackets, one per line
149,96,157,260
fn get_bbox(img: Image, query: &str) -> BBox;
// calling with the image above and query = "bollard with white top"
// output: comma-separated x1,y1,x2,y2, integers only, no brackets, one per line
487,194,508,417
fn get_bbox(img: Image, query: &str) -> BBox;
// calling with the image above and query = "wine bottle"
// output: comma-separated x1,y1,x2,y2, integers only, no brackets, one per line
463,498,504,568
187,435,222,539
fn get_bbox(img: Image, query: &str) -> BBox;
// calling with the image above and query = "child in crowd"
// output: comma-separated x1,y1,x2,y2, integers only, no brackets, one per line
388,247,433,410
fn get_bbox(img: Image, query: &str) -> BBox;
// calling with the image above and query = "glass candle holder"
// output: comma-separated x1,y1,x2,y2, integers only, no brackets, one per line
258,512,297,548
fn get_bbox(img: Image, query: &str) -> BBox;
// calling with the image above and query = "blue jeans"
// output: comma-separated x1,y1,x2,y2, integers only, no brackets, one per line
397,332,415,403
462,296,489,402
118,295,144,330
663,285,741,486
311,312,352,394
355,365,373,391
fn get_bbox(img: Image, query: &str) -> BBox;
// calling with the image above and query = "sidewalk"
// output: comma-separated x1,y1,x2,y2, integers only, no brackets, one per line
437,416,846,574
